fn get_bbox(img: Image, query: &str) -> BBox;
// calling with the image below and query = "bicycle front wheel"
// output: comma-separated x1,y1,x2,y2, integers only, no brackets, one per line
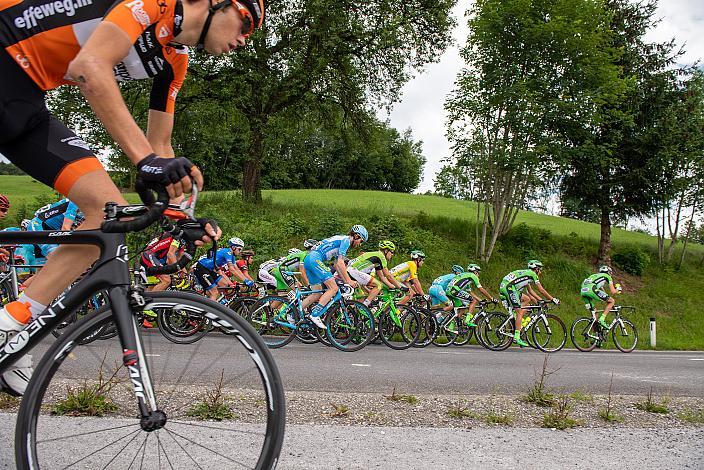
16,291,285,470
249,295,298,349
612,318,638,352
532,314,567,353
381,306,421,350
326,300,375,352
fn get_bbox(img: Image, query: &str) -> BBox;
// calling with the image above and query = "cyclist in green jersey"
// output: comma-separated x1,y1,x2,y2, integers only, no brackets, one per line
446,264,497,327
581,265,622,328
499,260,560,347
390,250,426,304
348,240,406,306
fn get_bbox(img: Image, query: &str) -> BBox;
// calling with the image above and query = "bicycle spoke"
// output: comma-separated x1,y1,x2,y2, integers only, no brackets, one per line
166,428,251,469
37,423,139,444
99,426,143,470
163,427,204,470
57,428,140,470
156,430,176,470
169,419,265,436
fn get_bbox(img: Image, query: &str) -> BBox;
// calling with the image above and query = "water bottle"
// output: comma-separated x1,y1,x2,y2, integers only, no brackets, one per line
0,302,31,346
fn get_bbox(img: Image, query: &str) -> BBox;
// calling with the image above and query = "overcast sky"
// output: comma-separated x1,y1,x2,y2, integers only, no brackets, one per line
381,0,704,193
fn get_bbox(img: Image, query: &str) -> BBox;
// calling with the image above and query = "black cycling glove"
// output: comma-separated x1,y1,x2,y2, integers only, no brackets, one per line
137,154,194,186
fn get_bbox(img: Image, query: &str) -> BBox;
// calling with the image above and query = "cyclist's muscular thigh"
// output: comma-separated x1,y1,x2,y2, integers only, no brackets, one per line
24,170,126,305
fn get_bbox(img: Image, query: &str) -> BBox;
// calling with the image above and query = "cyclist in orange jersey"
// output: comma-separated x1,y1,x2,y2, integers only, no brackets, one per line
0,0,265,394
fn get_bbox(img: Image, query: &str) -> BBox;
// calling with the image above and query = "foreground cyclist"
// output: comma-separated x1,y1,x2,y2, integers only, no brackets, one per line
581,265,622,328
300,225,368,328
0,0,265,393
499,260,559,347
348,240,405,307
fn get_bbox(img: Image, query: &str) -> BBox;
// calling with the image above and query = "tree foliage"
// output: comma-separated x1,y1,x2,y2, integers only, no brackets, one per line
444,0,622,262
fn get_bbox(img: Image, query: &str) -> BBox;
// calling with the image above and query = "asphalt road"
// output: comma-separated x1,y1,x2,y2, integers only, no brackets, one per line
25,332,704,397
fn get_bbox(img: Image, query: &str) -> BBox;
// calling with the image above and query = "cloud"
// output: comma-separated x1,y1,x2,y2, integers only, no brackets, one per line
382,0,704,193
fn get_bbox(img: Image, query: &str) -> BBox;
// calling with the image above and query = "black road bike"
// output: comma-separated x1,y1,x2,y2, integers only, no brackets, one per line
0,186,285,469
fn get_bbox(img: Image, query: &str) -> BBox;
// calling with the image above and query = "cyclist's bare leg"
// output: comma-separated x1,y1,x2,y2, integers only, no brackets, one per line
150,274,171,292
362,280,380,305
22,170,127,306
514,294,531,332
300,289,321,310
316,277,338,308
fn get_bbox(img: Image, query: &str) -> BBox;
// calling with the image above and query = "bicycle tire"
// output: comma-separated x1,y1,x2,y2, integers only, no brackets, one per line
431,318,457,347
532,313,567,353
156,303,211,344
612,318,638,353
570,317,598,352
452,320,474,346
15,291,285,470
250,295,297,349
325,300,375,352
381,306,420,350
482,312,513,351
412,309,436,348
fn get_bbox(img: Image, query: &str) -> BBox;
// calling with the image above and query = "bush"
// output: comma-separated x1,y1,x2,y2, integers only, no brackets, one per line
613,246,650,276
501,223,552,256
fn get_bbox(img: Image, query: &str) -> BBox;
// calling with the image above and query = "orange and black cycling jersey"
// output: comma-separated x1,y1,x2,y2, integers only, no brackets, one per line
0,0,188,113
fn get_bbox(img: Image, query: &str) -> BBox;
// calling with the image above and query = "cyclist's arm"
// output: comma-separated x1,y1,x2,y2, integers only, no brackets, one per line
411,278,425,296
227,262,246,283
166,244,180,265
533,283,554,301
381,267,403,289
334,256,355,286
66,24,154,165
147,110,175,158
526,285,542,302
479,286,493,299
609,280,620,295
299,265,310,286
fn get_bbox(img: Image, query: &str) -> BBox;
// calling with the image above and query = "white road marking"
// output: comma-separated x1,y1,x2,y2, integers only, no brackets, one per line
145,354,161,357
689,358,704,361
351,363,370,367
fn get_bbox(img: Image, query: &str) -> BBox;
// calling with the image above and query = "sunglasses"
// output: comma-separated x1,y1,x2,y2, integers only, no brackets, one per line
234,1,254,37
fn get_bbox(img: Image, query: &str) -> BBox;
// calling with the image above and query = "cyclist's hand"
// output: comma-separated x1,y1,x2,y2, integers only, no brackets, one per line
348,280,359,289
244,279,255,288
492,298,500,304
615,283,623,293
551,297,560,306
174,218,221,246
400,285,410,293
137,154,204,199
422,294,431,301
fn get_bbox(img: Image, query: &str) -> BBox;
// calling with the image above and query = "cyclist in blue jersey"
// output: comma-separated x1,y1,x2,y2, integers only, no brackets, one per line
301,225,368,329
194,237,252,300
428,265,465,311
27,198,85,259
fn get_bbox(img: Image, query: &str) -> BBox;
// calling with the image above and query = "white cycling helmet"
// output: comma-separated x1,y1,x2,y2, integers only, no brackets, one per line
288,248,302,255
599,265,613,274
228,237,244,248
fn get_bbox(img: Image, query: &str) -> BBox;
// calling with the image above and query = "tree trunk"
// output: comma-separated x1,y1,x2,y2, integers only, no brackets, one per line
242,129,264,203
598,206,612,264
678,201,697,270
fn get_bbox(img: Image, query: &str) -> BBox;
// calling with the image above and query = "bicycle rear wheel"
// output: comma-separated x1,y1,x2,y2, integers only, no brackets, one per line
481,312,513,351
16,291,285,470
570,317,598,352
412,309,436,348
381,306,420,350
532,314,567,353
249,295,297,349
612,318,638,352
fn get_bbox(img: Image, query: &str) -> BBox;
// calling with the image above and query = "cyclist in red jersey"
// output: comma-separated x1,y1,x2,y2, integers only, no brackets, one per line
140,232,185,292
236,249,254,282
0,0,265,394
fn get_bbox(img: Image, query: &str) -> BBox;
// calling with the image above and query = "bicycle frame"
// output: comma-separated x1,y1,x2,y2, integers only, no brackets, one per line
0,229,159,419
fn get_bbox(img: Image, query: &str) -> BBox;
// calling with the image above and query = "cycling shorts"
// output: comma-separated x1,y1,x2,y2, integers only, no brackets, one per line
580,286,609,305
429,284,450,307
304,251,333,286
447,292,472,308
499,286,522,309
0,51,103,196
193,263,221,292
258,268,290,291
347,267,372,286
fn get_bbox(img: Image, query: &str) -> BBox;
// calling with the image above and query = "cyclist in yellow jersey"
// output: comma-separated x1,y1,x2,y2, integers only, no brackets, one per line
390,250,426,304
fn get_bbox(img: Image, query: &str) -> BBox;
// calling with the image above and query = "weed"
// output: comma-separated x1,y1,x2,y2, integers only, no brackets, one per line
634,387,669,414
447,405,476,419
523,355,558,407
0,394,19,410
677,409,704,424
329,403,349,417
52,353,121,417
543,396,582,430
485,412,513,425
599,372,623,423
187,370,237,421
386,387,419,405
568,389,594,403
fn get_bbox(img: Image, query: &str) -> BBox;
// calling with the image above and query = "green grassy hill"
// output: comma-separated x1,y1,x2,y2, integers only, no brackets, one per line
1,175,702,349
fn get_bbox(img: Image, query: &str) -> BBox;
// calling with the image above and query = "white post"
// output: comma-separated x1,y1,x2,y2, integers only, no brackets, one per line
649,317,656,349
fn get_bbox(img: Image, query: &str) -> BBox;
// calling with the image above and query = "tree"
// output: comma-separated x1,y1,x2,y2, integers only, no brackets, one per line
559,0,682,263
445,0,622,262
228,0,456,201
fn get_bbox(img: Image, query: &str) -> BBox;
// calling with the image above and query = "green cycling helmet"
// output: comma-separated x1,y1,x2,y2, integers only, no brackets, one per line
466,263,481,273
379,240,396,252
451,265,464,274
410,250,426,260
527,259,543,269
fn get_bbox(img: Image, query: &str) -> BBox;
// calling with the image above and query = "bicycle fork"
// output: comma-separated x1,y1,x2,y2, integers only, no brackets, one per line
108,286,162,430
